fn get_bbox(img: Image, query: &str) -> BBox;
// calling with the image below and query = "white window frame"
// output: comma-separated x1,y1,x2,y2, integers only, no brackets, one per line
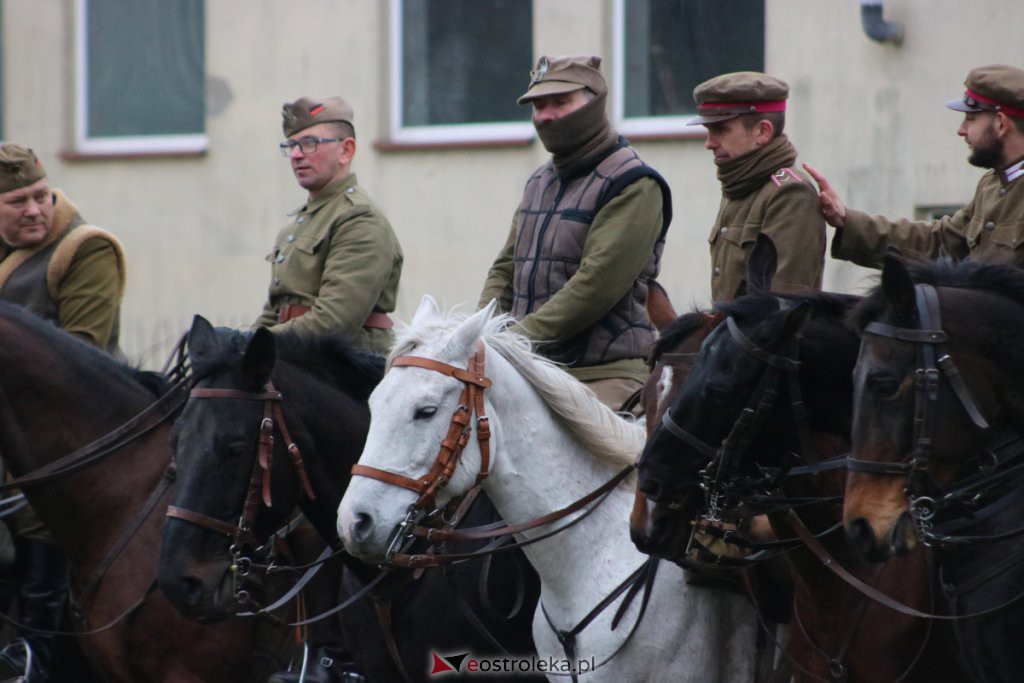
611,0,700,138
73,0,207,155
387,0,533,145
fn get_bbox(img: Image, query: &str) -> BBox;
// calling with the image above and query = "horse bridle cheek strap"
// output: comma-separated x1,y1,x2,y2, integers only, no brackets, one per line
351,344,492,510
166,382,317,545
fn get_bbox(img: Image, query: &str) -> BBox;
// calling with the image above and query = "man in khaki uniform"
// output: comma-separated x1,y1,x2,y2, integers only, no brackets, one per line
688,72,825,301
479,55,672,411
261,98,401,683
806,64,1024,267
0,144,126,683
255,96,403,357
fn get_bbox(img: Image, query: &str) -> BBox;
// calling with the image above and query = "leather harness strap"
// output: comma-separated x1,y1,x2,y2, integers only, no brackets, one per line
351,344,492,510
277,303,395,329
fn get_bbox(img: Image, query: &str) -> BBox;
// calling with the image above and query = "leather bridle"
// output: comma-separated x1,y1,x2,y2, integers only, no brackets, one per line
847,284,990,515
166,382,316,592
657,311,818,516
351,343,492,512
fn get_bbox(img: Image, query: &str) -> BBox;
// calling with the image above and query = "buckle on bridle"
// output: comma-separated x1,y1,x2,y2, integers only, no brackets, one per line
384,506,419,562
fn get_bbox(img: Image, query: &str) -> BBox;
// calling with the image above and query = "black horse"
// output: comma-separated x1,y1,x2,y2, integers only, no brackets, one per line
634,252,963,681
844,256,1024,683
157,317,541,682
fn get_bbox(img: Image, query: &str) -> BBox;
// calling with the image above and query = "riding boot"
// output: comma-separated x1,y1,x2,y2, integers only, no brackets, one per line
0,539,69,683
267,522,362,683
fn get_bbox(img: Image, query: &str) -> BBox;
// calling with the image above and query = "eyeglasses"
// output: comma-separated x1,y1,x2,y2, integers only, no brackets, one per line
279,136,344,156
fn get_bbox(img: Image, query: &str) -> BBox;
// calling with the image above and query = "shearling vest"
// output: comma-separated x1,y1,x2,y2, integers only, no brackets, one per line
0,217,84,324
511,143,670,367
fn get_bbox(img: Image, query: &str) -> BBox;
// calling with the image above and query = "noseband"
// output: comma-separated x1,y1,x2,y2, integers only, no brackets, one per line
847,283,989,486
351,343,492,512
166,382,316,554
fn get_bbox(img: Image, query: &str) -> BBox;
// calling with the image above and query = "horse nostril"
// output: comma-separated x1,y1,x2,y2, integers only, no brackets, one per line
351,512,374,543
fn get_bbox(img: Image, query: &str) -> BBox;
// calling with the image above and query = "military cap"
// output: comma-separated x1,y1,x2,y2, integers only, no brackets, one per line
281,96,354,137
0,144,46,194
687,72,789,125
946,64,1024,118
517,55,607,105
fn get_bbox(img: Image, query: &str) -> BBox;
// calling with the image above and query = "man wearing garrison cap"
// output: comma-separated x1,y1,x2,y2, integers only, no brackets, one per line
689,71,825,301
479,55,673,410
0,143,126,683
806,64,1024,267
254,96,403,356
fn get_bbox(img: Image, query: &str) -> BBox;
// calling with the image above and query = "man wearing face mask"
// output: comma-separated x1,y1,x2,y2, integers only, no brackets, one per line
479,55,671,411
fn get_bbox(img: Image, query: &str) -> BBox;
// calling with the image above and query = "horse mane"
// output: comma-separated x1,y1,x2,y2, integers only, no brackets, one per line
197,327,384,402
850,258,1024,332
390,312,646,468
0,301,166,397
715,290,860,325
650,308,711,363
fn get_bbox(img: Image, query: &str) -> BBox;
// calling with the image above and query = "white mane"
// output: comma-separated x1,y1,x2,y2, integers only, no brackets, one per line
389,310,645,468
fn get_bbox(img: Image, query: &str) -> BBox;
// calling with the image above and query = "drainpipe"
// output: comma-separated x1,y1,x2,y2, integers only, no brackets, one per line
861,0,904,44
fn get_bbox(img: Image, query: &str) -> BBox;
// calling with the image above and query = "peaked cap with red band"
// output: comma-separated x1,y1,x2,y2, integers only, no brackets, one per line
946,64,1024,119
281,96,354,137
688,71,789,126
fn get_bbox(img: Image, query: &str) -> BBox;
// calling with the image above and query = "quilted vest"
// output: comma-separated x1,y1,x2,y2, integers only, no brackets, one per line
511,142,670,367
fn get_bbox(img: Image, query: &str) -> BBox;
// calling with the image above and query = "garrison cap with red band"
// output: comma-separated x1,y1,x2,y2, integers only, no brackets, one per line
687,71,789,126
0,144,47,194
946,64,1024,119
281,96,355,137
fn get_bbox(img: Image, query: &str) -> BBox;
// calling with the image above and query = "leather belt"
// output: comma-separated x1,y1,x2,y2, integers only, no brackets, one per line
277,303,394,329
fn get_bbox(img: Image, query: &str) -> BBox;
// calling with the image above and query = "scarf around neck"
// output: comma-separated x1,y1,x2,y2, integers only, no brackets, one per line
717,134,798,199
534,91,619,176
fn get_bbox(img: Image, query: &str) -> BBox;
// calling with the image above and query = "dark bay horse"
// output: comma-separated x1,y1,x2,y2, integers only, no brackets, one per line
0,302,272,682
844,256,1024,683
158,317,541,682
634,285,964,682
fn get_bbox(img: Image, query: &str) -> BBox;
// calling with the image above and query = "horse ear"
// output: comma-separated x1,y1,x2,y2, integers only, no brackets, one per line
781,300,813,339
444,300,497,360
187,315,220,365
746,234,778,293
242,327,277,386
410,295,441,328
881,254,916,323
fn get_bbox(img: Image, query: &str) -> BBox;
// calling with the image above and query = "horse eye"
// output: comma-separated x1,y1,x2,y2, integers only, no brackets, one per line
704,384,730,406
225,443,249,459
866,372,901,399
414,406,438,420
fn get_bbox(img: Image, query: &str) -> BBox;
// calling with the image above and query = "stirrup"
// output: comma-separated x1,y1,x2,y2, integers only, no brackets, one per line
0,638,32,683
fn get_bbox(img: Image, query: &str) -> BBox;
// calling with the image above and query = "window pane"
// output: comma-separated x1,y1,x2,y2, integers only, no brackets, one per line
624,0,764,118
401,0,532,126
85,0,204,137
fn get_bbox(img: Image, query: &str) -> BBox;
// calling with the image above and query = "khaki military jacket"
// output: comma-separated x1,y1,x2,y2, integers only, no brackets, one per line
254,174,403,356
0,189,125,350
709,167,825,302
833,165,1024,268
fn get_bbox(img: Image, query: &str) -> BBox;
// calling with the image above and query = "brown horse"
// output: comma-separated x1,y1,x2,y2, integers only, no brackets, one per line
844,257,1024,682
0,301,280,682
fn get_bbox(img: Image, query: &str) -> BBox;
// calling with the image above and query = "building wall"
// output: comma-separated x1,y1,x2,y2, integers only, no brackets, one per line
3,0,1022,366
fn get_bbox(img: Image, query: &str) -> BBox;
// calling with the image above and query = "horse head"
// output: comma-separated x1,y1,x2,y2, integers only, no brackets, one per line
844,256,1005,562
159,315,378,621
338,296,499,562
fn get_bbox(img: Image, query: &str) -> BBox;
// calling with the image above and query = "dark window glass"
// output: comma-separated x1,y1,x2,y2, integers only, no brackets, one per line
86,0,204,137
624,0,764,118
401,0,532,126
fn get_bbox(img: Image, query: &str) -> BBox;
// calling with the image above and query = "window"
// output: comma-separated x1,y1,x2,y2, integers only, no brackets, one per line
612,0,765,137
74,0,205,155
389,0,533,145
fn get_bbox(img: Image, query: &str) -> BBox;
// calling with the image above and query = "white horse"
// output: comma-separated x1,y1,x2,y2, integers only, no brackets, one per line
338,297,757,682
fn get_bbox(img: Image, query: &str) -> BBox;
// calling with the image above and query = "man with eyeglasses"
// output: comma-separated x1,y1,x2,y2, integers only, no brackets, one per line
805,64,1024,267
254,96,403,356
259,97,401,683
